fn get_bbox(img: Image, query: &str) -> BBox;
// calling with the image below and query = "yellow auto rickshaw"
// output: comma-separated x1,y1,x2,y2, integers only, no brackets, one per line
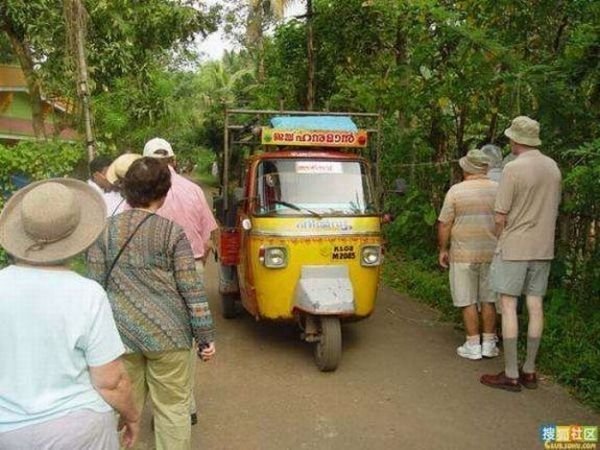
214,110,384,371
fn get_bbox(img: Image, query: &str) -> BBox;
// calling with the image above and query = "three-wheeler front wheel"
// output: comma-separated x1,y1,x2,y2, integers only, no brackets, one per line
314,316,342,372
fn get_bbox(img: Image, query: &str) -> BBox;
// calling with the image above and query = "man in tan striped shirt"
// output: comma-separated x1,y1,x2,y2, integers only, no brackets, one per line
438,149,499,360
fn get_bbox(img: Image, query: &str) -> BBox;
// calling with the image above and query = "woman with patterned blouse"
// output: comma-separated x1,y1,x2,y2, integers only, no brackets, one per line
87,157,215,450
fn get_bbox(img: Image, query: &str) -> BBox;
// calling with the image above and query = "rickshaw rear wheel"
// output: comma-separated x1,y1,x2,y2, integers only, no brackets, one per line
314,316,342,372
221,293,237,319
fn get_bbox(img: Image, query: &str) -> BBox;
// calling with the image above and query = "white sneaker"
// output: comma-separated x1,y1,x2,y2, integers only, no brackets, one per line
457,342,482,360
482,339,500,358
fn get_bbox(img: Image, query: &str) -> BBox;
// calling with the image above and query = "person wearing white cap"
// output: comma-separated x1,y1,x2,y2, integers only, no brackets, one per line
142,138,217,264
438,149,500,361
481,116,562,392
0,179,139,449
143,137,218,425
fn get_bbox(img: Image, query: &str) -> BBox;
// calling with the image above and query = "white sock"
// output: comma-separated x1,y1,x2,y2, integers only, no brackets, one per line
482,333,496,343
466,335,480,345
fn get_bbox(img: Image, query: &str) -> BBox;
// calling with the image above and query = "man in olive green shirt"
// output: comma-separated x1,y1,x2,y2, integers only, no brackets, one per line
481,116,561,392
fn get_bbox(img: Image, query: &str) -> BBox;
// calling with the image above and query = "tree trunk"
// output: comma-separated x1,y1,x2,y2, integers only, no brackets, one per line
395,15,408,129
1,21,46,139
306,0,315,110
73,0,95,161
257,36,265,83
247,1,265,83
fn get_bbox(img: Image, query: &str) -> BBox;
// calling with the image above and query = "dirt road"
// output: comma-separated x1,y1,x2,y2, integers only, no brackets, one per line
136,259,598,450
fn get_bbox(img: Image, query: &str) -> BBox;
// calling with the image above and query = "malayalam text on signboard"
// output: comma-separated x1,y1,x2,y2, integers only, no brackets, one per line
262,128,368,148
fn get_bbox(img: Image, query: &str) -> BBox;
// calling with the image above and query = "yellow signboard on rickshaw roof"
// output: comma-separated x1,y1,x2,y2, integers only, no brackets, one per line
261,127,368,148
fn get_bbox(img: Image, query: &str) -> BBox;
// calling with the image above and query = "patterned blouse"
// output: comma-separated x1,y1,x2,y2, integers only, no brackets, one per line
87,210,215,353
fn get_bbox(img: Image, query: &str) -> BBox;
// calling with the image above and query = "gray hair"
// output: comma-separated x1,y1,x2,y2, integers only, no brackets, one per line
480,144,503,169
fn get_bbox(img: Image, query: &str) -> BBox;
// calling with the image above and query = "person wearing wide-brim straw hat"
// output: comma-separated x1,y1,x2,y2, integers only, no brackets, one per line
0,179,139,449
481,116,562,392
438,149,500,361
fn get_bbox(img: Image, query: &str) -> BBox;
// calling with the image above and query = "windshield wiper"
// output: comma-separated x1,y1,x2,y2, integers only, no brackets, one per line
273,200,322,218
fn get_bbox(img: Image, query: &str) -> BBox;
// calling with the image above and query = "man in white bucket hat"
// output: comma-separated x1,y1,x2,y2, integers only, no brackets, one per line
438,149,500,361
0,179,139,448
481,116,562,392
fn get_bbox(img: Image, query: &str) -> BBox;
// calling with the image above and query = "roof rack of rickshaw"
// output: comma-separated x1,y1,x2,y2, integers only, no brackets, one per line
222,109,383,211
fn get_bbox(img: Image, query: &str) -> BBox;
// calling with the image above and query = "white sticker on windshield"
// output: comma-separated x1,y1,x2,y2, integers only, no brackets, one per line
295,161,343,174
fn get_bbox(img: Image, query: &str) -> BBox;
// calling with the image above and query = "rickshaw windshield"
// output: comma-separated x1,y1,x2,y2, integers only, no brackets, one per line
255,159,376,216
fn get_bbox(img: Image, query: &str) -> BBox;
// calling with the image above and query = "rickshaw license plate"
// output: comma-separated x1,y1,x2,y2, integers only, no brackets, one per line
332,245,356,260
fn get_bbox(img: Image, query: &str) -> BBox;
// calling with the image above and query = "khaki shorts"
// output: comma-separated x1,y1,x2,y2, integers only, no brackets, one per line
490,253,551,297
449,262,496,307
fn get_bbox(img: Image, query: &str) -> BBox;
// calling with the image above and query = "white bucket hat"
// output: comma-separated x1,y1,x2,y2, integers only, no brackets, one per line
0,179,107,265
504,116,542,147
105,153,142,184
143,138,175,158
459,149,490,175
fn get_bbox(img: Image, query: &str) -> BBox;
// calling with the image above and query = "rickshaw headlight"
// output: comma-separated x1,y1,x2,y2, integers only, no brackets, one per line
263,247,288,268
361,245,382,267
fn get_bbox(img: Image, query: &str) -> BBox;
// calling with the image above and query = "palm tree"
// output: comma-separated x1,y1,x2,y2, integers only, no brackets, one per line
246,0,315,109
247,1,291,82
305,0,314,110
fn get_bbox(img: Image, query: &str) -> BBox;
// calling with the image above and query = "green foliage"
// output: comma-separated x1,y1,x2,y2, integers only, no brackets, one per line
1,0,219,95
85,0,219,90
539,290,600,410
382,250,456,319
0,140,83,191
558,139,600,306
385,189,439,262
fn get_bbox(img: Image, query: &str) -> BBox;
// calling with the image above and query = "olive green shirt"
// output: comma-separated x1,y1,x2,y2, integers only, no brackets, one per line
495,150,561,260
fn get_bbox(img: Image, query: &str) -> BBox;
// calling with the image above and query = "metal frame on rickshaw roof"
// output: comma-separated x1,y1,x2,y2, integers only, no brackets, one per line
222,109,382,211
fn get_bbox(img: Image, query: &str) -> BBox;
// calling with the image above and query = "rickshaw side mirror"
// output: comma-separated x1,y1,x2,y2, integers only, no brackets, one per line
389,177,407,196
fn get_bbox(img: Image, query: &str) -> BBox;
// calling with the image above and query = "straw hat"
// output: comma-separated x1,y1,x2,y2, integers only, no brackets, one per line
106,153,142,184
143,138,175,158
504,116,542,147
459,149,490,175
0,179,106,265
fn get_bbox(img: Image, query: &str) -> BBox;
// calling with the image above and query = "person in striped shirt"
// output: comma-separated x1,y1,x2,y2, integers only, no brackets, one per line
438,149,499,360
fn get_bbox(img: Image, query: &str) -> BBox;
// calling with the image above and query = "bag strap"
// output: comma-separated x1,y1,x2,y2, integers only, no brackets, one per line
103,213,155,288
110,197,126,217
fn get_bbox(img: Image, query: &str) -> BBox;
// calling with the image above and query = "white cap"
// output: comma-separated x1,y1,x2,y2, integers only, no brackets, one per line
143,137,175,158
